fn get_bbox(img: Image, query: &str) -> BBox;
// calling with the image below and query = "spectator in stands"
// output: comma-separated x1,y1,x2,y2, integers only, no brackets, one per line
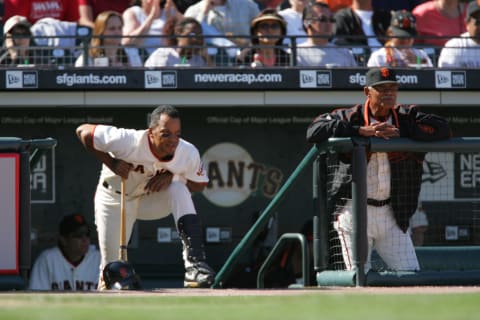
279,0,308,46
30,17,92,67
333,0,391,66
0,15,46,66
412,0,468,48
184,0,260,47
78,0,132,29
367,10,433,67
122,0,182,56
75,11,142,67
4,0,79,24
409,203,428,246
29,214,101,291
306,67,451,272
237,8,291,67
296,1,357,67
145,16,208,67
437,0,480,68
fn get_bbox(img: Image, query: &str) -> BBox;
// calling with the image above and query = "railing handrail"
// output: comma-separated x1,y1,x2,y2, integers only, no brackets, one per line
0,137,57,152
319,137,480,153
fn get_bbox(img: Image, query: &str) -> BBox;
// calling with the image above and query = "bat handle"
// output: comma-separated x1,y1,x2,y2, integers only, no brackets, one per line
119,178,128,261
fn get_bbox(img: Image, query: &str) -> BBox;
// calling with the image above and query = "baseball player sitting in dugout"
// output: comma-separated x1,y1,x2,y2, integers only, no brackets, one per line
306,67,451,272
29,214,101,291
76,105,215,289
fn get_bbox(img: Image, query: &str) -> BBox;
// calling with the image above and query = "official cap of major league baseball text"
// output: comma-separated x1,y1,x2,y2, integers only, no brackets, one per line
390,10,417,38
365,67,398,87
59,214,88,236
466,0,480,19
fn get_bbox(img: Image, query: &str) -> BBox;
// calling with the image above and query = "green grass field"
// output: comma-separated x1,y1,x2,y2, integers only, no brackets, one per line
1,290,479,320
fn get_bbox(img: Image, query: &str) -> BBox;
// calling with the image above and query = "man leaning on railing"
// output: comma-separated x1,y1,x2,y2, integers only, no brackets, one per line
306,67,451,273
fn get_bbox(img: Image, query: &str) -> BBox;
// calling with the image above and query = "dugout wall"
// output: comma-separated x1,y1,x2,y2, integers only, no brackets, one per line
1,68,480,289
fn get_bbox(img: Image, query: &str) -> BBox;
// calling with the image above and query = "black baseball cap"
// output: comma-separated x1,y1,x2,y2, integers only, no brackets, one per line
59,214,88,236
390,10,417,37
466,0,480,18
365,67,398,87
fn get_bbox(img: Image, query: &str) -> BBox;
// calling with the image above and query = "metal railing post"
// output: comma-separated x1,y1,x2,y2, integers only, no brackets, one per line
352,143,368,286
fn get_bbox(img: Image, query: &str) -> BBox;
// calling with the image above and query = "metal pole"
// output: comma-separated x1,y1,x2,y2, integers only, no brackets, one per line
352,145,367,286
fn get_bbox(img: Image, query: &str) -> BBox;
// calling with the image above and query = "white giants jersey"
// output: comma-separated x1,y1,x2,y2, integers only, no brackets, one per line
29,245,100,291
93,125,209,197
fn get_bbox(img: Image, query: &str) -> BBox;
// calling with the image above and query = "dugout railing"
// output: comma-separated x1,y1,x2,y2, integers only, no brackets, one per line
212,137,480,288
315,137,480,287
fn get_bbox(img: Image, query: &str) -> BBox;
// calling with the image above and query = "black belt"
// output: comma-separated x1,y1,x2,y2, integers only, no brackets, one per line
102,181,121,195
367,198,391,207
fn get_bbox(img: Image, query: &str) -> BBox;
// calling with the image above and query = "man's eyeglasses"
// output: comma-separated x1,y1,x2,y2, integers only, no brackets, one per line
309,16,336,24
257,23,282,31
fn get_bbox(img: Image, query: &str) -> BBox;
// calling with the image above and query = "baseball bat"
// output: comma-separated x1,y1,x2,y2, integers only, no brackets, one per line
119,178,128,261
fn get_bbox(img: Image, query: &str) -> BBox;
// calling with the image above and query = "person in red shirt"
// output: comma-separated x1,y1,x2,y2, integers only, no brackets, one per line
78,0,132,28
4,0,79,23
412,0,468,48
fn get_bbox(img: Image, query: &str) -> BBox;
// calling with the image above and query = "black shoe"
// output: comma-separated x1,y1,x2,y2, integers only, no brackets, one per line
184,262,216,288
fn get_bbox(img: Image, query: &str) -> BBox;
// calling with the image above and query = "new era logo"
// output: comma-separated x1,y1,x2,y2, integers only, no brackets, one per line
6,71,22,88
299,70,332,88
300,70,316,88
6,71,38,89
435,71,466,89
144,71,177,89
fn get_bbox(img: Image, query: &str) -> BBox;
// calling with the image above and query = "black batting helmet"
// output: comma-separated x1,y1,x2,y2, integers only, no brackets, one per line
102,260,142,290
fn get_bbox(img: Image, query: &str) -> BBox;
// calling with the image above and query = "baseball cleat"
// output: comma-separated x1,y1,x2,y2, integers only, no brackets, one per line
184,262,216,288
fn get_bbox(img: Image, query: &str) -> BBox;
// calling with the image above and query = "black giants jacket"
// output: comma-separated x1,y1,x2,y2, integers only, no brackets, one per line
306,103,451,232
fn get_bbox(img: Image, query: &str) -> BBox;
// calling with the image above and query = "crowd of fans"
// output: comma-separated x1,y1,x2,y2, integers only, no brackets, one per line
0,0,479,68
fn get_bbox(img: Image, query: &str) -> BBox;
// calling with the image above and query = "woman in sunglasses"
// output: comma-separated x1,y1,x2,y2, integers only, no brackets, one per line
236,9,291,67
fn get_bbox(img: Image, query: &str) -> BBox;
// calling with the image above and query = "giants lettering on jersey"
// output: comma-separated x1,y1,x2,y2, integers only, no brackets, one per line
51,280,97,291
31,1,63,20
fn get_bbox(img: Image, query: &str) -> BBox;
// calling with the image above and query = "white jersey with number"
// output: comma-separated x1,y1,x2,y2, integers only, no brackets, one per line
29,245,100,291
93,125,209,198
92,125,208,272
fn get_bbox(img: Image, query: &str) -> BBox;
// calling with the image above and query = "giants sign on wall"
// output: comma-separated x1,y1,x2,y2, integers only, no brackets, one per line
201,142,284,207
